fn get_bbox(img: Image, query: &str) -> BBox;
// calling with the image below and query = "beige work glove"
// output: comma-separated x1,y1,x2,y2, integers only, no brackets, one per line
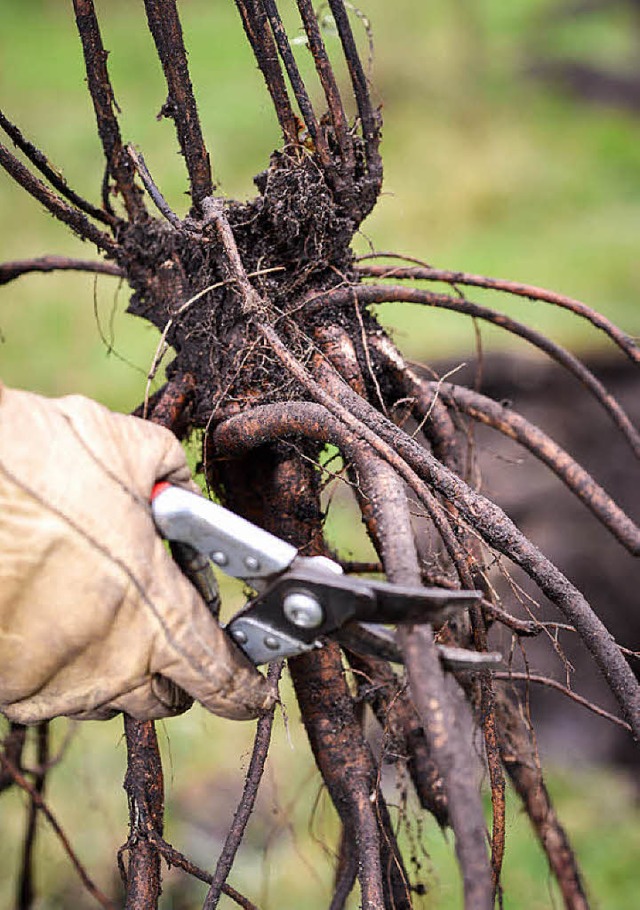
0,384,274,724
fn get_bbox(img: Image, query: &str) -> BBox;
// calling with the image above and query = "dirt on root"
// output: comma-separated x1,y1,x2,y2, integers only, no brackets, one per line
116,146,379,426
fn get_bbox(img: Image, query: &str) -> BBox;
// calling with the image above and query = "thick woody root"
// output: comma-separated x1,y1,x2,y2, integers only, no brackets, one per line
292,644,412,910
318,323,505,890
213,344,608,907
133,373,197,433
118,381,196,908
356,455,493,909
258,325,639,737
316,326,450,828
213,407,495,908
209,439,411,908
121,717,164,909
370,333,594,904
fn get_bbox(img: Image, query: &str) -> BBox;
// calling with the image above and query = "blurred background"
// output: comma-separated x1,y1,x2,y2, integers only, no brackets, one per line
1,1,639,907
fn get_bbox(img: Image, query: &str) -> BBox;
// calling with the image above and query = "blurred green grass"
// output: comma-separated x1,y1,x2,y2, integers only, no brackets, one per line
1,1,639,907
2,0,640,407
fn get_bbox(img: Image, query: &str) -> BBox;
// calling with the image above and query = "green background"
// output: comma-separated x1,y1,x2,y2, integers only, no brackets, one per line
1,1,639,907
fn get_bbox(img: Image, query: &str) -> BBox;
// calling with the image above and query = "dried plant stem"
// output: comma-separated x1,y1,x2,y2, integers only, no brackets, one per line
296,0,354,168
72,0,146,220
261,0,334,173
326,0,381,172
127,145,183,229
143,0,213,207
233,0,298,144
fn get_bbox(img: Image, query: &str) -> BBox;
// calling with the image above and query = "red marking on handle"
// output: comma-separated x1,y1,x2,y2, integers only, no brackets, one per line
151,481,172,501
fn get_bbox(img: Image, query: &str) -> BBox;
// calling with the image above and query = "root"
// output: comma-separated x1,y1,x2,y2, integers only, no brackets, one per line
319,283,640,459
0,723,27,793
417,376,637,553
495,687,590,910
211,432,411,909
3,3,638,906
291,643,412,909
356,261,640,365
255,325,639,736
121,717,164,909
0,735,115,909
203,661,282,910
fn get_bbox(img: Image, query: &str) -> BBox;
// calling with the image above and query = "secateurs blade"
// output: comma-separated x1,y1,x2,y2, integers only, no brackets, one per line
151,483,501,670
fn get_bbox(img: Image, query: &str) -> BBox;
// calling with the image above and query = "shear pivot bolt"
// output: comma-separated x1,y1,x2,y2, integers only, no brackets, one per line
283,591,323,629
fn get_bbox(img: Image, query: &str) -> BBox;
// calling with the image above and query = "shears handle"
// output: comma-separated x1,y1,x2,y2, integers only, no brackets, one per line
151,483,220,617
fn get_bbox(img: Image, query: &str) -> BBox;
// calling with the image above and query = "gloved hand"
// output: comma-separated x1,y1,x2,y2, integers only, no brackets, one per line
0,384,274,724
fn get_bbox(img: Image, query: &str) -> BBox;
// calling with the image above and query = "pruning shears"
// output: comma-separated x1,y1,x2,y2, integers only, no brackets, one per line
151,483,501,670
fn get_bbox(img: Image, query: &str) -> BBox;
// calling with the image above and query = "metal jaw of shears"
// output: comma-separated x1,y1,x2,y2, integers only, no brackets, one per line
151,483,501,670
